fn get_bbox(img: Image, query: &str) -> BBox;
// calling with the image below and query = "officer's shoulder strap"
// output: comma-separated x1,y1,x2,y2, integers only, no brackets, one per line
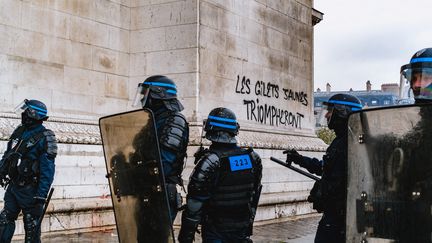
9,125,25,140
15,127,48,154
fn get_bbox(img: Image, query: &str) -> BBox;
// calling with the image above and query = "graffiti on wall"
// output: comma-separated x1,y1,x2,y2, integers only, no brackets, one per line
235,75,308,129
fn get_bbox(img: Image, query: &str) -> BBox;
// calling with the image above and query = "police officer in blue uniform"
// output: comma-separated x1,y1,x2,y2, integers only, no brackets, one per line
134,75,189,221
0,99,57,243
178,107,263,243
284,94,362,243
400,47,432,105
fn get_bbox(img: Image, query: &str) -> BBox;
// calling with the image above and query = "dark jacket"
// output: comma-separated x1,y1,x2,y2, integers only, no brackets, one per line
3,124,57,198
298,133,347,215
178,143,262,243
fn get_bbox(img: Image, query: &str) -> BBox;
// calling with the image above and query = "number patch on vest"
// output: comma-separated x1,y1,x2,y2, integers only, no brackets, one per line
228,154,252,171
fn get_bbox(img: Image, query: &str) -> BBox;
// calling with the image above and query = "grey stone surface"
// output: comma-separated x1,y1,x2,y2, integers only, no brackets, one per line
23,215,320,243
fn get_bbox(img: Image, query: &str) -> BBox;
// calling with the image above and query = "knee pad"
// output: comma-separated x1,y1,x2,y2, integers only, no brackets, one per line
23,213,40,243
24,213,38,230
0,209,16,243
0,210,8,226
0,209,16,225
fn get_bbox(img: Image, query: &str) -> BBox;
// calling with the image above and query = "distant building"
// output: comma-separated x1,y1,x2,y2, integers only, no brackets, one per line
314,81,400,127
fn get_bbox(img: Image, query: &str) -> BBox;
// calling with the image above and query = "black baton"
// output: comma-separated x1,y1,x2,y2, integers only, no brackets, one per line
38,187,54,226
270,157,321,181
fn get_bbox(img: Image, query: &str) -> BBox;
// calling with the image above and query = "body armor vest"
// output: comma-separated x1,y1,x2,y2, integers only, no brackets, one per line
206,147,258,231
6,127,55,186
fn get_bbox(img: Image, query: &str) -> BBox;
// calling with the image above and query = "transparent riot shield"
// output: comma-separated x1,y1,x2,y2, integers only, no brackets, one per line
346,104,432,243
99,109,175,243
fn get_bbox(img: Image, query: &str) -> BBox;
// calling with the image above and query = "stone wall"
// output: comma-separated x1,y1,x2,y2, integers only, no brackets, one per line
0,0,132,118
0,0,325,237
129,0,198,121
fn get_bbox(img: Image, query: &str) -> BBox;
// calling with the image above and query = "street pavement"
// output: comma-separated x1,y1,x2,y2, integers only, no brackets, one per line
19,215,319,243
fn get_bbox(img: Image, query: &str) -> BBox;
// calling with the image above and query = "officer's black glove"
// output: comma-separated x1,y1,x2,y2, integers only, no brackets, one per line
31,196,46,217
283,149,303,165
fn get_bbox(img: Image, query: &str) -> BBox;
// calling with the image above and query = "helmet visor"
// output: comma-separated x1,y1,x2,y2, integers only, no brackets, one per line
400,67,432,102
317,104,334,127
132,83,150,108
14,99,48,119
14,99,28,116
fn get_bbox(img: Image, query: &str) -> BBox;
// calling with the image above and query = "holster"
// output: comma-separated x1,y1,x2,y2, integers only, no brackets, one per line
308,181,324,213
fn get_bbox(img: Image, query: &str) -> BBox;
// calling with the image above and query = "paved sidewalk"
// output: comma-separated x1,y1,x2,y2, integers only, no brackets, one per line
19,215,319,243
251,216,318,243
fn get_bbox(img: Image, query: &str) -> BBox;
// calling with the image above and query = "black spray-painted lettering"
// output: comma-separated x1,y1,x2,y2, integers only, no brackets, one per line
236,75,308,106
243,99,304,128
235,75,251,94
254,80,279,98
236,75,309,129
282,88,308,106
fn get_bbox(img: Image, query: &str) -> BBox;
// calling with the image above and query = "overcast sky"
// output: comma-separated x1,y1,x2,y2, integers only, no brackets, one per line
313,0,432,92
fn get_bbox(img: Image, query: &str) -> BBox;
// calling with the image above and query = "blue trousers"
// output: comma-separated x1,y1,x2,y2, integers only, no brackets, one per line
0,184,43,243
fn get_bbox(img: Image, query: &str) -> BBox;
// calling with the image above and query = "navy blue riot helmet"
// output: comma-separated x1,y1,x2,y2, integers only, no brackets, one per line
400,48,432,104
14,99,48,121
323,94,362,130
14,99,49,127
133,75,184,111
204,107,239,144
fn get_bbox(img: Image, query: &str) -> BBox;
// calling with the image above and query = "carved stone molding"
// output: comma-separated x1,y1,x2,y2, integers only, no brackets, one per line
0,114,327,151
0,113,101,145
238,130,327,151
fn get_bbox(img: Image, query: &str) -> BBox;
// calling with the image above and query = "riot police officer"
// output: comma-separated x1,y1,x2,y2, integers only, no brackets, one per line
398,48,432,242
284,94,362,243
0,99,57,243
400,47,432,104
133,75,189,221
178,107,262,243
